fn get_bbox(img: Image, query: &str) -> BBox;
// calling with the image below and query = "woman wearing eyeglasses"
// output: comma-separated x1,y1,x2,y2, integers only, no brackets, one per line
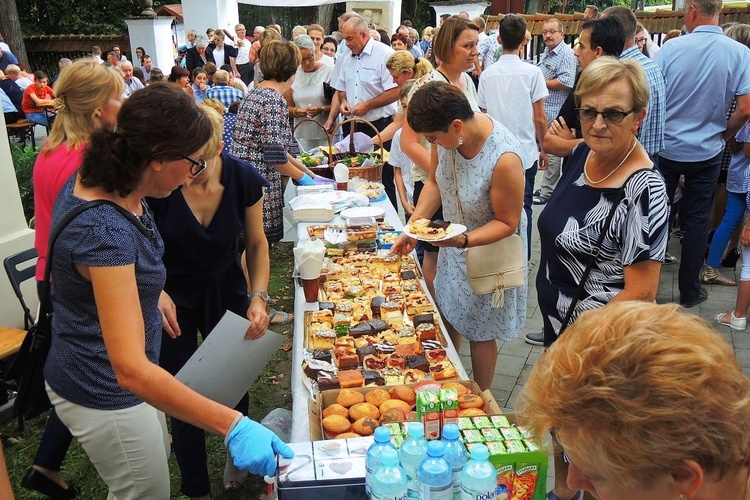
44,84,293,498
285,35,333,152
535,56,667,500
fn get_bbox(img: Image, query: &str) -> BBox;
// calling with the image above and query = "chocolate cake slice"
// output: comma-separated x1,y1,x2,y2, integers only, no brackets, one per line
363,370,385,386
317,371,340,390
406,354,430,373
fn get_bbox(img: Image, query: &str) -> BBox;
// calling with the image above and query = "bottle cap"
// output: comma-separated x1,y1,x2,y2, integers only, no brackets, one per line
374,426,392,443
470,443,489,461
407,422,425,438
442,423,459,440
427,440,445,457
380,447,399,466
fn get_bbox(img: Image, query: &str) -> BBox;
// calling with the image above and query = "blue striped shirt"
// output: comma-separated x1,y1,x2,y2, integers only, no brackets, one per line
538,42,577,121
620,46,666,155
655,25,750,162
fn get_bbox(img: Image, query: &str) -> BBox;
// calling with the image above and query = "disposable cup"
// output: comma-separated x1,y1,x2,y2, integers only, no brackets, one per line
302,278,319,303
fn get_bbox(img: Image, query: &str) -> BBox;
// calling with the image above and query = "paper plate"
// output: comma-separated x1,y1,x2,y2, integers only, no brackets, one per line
340,206,385,219
403,223,467,242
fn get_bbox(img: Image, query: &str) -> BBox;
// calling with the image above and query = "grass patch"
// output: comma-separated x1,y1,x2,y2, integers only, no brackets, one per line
3,242,296,499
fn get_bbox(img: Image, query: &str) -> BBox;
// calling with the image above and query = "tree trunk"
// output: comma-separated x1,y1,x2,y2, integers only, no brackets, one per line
318,4,335,33
402,0,418,21
0,0,28,67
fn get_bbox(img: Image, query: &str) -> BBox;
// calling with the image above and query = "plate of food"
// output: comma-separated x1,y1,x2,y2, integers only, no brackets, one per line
340,206,385,220
403,218,467,242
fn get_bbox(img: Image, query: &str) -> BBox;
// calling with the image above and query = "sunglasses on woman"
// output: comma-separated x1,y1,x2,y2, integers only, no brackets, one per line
576,108,636,125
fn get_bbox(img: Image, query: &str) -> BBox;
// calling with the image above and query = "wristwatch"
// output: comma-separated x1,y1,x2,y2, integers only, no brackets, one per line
248,291,270,302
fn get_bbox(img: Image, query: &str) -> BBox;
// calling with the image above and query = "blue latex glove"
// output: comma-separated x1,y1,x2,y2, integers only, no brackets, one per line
226,417,295,476
314,175,337,186
298,173,316,186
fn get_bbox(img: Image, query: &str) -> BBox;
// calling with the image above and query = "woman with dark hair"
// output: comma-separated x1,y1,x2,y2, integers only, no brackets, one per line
391,32,409,51
391,81,527,392
44,84,293,498
135,46,145,66
321,36,338,59
191,67,209,102
231,40,323,244
168,65,191,89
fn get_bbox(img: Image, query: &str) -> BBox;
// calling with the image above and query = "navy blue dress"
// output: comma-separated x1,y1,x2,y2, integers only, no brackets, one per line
147,150,268,497
536,143,669,346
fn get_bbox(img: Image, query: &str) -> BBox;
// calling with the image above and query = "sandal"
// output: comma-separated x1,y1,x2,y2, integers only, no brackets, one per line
715,312,747,331
270,308,293,325
701,266,736,286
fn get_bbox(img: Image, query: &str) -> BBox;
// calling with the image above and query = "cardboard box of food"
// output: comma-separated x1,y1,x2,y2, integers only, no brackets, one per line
479,413,548,500
276,437,372,499
308,380,502,441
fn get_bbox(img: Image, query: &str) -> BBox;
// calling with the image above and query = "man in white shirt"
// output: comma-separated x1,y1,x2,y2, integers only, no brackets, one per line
330,15,400,206
234,24,253,85
478,13,548,260
4,64,32,91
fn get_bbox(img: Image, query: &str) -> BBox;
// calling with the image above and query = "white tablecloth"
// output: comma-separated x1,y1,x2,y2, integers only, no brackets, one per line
289,197,469,443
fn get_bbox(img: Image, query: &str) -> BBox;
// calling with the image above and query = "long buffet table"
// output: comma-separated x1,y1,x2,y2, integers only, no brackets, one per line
289,196,469,443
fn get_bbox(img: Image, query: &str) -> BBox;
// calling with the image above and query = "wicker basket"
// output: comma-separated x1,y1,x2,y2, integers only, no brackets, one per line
294,117,385,182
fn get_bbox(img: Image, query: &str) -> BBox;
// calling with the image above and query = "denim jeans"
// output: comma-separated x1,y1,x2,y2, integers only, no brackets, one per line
524,162,539,260
706,190,745,267
658,152,722,303
25,112,49,127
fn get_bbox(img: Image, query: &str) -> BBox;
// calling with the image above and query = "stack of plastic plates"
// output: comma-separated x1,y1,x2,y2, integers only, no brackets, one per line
293,206,334,222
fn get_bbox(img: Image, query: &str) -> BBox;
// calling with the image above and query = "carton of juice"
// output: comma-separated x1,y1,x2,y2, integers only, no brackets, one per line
439,388,459,428
416,390,441,440
496,463,514,500
511,463,539,500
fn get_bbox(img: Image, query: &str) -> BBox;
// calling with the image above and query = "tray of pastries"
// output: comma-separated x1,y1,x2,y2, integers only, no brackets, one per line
302,252,456,393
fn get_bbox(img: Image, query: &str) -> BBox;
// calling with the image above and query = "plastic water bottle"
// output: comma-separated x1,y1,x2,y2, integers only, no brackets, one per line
417,440,452,500
399,422,428,498
460,444,497,500
367,426,397,496
371,447,408,499
441,424,468,499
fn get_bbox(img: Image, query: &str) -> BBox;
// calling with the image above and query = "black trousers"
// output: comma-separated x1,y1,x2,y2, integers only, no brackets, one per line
236,63,254,86
159,265,250,497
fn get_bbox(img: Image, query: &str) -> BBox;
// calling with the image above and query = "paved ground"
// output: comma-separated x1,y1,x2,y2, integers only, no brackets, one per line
458,208,745,412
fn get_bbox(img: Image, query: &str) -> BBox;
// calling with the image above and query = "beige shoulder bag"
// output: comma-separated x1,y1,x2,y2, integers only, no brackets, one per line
450,150,525,308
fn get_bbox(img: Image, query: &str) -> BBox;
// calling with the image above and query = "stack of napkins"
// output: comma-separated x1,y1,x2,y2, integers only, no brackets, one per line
292,205,335,223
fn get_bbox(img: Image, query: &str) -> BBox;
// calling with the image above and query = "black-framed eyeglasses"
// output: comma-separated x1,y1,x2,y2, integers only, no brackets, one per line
181,155,207,176
635,37,648,44
576,107,636,124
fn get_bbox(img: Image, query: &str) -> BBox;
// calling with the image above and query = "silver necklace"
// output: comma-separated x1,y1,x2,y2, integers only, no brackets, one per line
123,196,140,217
584,139,637,185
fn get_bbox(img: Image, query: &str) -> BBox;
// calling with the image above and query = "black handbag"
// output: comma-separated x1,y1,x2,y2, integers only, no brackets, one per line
9,200,150,421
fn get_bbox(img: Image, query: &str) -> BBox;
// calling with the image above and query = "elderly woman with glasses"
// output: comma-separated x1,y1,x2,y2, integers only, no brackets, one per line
285,35,333,152
43,84,292,499
533,56,668,500
147,103,273,497
518,301,750,500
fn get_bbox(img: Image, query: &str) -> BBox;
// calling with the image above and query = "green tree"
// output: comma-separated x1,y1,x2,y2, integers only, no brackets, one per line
16,0,173,35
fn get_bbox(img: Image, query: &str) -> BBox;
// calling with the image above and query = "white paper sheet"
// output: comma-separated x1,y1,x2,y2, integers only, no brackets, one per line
176,311,286,408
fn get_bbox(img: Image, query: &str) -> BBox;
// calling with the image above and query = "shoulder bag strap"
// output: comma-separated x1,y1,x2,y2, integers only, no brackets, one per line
39,200,152,316
558,171,641,334
449,150,464,225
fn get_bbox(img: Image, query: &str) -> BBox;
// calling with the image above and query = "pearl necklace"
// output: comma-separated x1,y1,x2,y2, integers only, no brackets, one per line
584,139,638,185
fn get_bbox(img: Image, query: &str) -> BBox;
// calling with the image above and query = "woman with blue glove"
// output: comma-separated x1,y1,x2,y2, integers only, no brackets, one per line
231,40,333,243
43,83,293,499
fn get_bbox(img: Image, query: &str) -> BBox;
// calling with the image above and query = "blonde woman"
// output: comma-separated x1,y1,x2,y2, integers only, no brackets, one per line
23,58,125,499
306,23,333,66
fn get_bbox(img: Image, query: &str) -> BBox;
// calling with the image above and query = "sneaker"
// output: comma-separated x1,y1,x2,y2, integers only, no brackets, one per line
714,311,747,331
525,331,544,346
533,189,541,197
532,194,550,205
701,266,736,286
680,287,708,308
664,253,676,264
